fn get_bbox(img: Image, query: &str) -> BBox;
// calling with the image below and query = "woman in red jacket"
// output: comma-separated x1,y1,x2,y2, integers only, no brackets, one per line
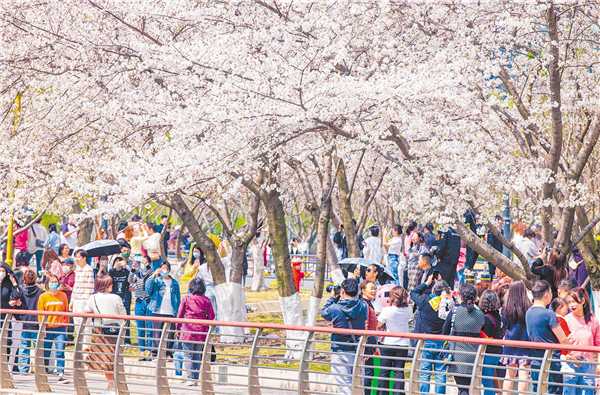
175,278,215,386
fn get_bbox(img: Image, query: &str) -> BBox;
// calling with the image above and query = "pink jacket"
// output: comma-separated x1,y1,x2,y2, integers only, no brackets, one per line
14,229,29,251
175,293,215,342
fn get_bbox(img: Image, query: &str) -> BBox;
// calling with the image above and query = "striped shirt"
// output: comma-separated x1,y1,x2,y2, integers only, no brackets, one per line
72,264,95,303
128,269,152,299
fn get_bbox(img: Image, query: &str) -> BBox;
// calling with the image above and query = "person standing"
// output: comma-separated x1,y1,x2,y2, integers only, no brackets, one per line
175,278,215,387
13,222,30,260
443,283,485,395
463,208,479,274
129,256,154,361
44,223,61,254
531,248,568,299
28,218,48,275
500,280,532,395
434,227,461,289
143,223,162,271
40,248,63,280
146,262,181,359
383,225,403,286
411,278,450,394
403,221,417,254
333,224,348,260
70,250,94,346
359,280,378,395
406,232,429,292
59,258,76,342
526,280,570,394
563,287,600,395
109,257,132,344
377,286,412,395
513,228,538,268
17,270,44,373
321,278,367,395
363,226,383,264
60,216,79,251
250,236,268,292
83,275,126,393
424,223,436,249
37,275,69,383
130,223,148,264
479,290,504,395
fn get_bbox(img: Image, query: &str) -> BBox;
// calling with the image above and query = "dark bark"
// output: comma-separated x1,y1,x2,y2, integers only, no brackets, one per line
336,159,360,258
170,194,226,285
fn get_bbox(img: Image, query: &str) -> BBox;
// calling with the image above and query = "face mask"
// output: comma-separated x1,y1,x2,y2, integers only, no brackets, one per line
160,270,169,278
116,265,123,271
49,283,59,291
100,260,108,267
193,252,201,259
0,272,5,281
62,265,71,274
122,252,131,259
140,263,148,271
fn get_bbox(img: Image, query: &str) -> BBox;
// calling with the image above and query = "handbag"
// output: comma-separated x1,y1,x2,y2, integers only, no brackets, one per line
31,227,45,248
93,295,120,335
148,251,161,261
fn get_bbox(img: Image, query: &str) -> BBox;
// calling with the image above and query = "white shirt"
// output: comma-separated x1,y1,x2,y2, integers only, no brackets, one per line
196,263,214,285
60,223,79,249
377,306,412,346
363,237,383,263
143,233,161,254
387,237,403,255
514,238,539,267
159,278,174,315
84,293,126,325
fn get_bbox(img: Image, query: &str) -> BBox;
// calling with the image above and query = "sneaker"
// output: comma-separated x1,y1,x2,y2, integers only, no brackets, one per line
57,374,70,384
139,357,147,362
185,381,197,387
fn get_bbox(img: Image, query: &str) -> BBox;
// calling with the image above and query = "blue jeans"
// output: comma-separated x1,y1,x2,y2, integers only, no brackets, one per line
35,250,44,277
387,255,400,286
564,361,595,395
151,257,163,271
44,326,66,375
419,340,447,394
482,354,501,395
183,342,203,379
531,359,562,394
17,329,38,373
174,350,184,377
134,298,152,353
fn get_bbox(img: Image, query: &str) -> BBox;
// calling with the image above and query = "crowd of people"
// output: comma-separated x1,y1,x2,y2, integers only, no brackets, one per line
2,213,600,395
325,218,600,395
1,216,219,393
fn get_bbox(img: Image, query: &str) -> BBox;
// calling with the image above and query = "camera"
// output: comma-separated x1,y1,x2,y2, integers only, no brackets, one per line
544,242,552,251
326,284,341,296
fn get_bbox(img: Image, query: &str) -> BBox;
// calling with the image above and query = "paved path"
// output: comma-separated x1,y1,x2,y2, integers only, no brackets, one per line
3,373,290,395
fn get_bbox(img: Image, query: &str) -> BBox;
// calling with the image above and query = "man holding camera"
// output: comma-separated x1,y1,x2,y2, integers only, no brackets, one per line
321,278,367,395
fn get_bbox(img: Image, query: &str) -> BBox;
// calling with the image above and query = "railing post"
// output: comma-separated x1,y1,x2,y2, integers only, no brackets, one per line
469,343,486,395
537,349,551,395
407,338,424,395
247,327,263,395
200,325,215,394
114,321,129,395
0,313,14,389
73,316,90,395
155,322,171,395
33,316,50,392
297,331,314,395
350,334,367,395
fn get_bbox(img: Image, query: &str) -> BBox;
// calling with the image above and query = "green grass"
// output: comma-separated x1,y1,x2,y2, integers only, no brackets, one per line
244,288,311,304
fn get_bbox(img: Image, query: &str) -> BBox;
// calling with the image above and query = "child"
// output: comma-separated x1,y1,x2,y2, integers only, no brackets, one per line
551,297,572,373
291,257,304,291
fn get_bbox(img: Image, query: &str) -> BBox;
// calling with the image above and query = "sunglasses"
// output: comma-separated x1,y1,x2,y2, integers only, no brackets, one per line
366,268,376,273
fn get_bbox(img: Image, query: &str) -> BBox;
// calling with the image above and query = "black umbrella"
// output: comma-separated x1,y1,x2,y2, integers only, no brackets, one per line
79,239,122,258
338,258,395,284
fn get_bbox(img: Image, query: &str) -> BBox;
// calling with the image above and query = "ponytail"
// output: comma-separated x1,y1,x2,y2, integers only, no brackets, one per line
465,299,474,313
459,283,478,313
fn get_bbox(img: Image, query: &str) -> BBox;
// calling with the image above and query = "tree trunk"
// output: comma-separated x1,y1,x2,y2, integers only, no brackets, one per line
336,159,360,257
160,207,172,261
175,224,186,262
454,218,534,288
77,218,94,246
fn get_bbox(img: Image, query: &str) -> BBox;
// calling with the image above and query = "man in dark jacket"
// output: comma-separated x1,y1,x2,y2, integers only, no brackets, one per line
435,228,461,288
486,215,504,276
464,208,479,272
321,278,367,395
17,270,44,373
411,279,451,394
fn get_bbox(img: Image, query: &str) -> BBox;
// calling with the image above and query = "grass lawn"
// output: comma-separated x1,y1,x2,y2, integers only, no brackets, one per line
244,288,312,304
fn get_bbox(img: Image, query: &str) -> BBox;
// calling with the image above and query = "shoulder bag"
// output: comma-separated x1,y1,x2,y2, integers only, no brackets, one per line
93,295,120,335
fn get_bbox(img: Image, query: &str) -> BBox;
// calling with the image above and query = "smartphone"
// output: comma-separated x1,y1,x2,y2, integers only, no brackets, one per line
432,270,440,279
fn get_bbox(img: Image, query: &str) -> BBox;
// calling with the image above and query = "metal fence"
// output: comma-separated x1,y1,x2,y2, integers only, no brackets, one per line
1,309,599,395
